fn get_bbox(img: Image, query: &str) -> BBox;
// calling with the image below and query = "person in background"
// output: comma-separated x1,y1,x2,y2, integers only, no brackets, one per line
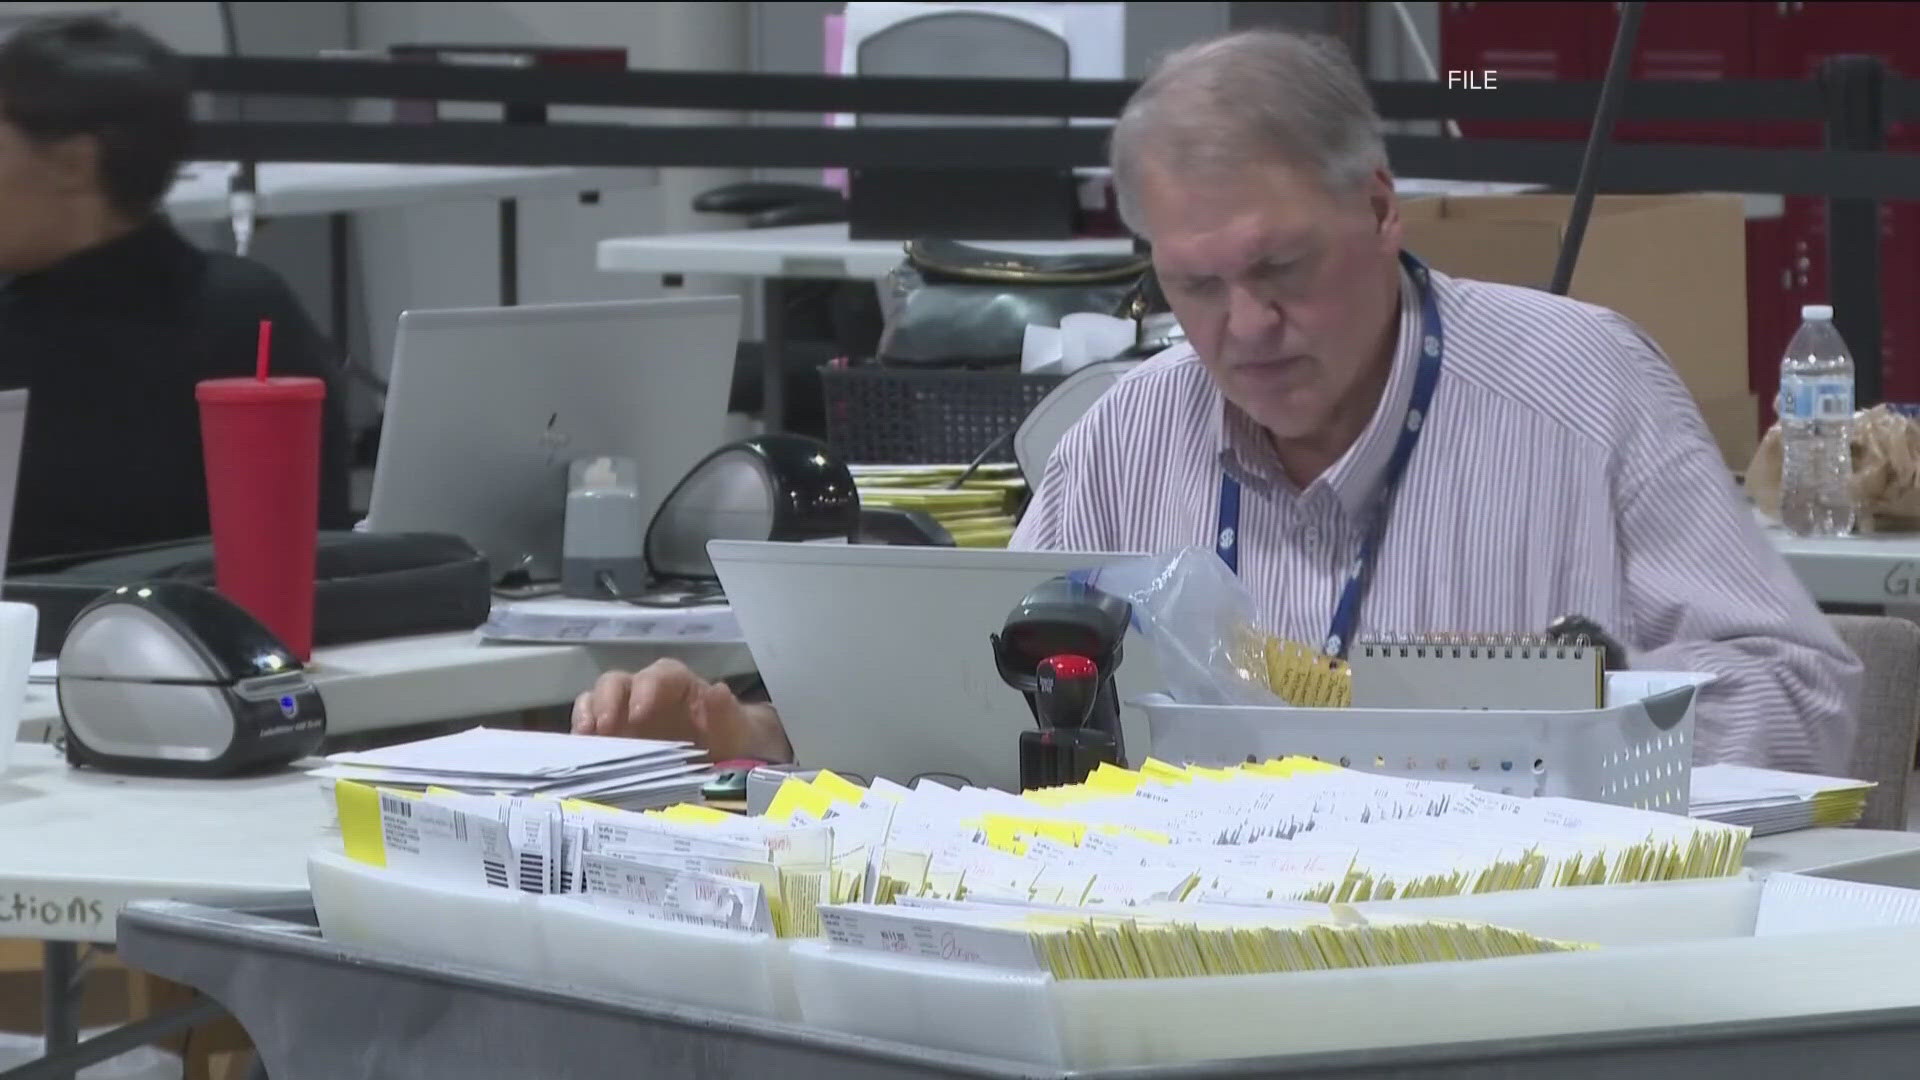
574,29,1861,776
0,15,350,565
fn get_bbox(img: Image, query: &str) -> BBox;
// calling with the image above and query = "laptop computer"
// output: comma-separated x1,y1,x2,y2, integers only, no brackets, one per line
709,539,1163,791
366,297,741,582
0,389,27,574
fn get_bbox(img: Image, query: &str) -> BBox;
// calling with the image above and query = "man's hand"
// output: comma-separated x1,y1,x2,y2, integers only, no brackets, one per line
571,659,792,763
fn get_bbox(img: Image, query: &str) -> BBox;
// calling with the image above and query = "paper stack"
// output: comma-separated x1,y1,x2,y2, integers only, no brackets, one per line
1688,763,1875,835
320,753,1756,963
311,728,713,812
479,597,739,645
331,782,847,933
821,901,1593,980
848,464,1026,548
321,774,1606,997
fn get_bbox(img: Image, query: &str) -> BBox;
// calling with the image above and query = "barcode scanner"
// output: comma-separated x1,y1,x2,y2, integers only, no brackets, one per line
992,578,1130,789
1035,654,1100,731
1546,614,1629,672
1019,654,1115,790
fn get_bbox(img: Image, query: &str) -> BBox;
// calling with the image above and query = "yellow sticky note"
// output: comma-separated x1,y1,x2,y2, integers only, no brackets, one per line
765,776,831,823
1026,818,1088,846
990,826,1036,853
1084,764,1143,794
1139,758,1194,784
982,820,1030,856
812,769,868,808
335,780,389,868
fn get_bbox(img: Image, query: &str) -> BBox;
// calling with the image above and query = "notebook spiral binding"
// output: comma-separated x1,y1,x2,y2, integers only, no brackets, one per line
1356,633,1595,661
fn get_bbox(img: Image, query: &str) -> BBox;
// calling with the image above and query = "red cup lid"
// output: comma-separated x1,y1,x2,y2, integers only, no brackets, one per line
196,376,327,403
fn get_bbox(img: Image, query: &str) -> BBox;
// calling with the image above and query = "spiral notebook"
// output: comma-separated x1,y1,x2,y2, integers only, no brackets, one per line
1348,635,1605,711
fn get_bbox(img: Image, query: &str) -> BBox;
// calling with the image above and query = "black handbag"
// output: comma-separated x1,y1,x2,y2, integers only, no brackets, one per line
877,239,1157,369
5,531,492,656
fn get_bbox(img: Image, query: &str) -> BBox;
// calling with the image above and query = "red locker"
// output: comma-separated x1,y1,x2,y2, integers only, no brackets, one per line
1775,192,1918,403
1439,1,1607,141
1836,1,1920,403
1440,2,1920,405
1755,2,1920,146
1878,154,1920,404
1607,2,1761,145
1760,2,1920,400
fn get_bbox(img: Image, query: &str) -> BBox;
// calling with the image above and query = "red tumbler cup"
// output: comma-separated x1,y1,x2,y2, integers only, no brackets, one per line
196,376,326,661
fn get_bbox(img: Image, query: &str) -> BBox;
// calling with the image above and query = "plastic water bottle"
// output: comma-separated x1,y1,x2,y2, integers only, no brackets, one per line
1778,304,1857,537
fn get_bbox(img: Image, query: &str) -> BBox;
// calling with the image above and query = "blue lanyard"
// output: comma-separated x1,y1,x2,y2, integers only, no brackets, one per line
1215,251,1444,660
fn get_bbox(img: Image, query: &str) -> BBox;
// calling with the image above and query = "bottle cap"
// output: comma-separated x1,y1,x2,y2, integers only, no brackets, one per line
582,457,619,490
569,455,636,494
1802,304,1834,322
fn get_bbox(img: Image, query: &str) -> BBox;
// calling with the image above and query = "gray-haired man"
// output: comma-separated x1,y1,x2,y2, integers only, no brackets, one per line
579,30,1861,774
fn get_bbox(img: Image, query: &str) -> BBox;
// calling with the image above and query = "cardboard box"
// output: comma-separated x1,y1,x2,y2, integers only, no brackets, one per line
0,943,132,1035
1403,194,1752,464
0,939,249,1080
1697,392,1762,474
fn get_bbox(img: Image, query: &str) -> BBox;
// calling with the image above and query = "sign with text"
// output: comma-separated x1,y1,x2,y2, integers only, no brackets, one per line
0,890,110,937
1884,561,1920,598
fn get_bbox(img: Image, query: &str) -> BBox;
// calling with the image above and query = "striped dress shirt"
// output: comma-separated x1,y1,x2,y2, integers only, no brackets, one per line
1011,266,1861,774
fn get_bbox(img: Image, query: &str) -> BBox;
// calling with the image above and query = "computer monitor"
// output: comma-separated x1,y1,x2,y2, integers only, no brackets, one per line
366,297,740,581
709,539,1163,791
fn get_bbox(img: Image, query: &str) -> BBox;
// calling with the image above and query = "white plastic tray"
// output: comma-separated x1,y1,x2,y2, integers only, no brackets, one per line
307,849,799,1021
1144,671,1710,810
791,874,1920,1070
116,889,1920,1080
305,853,1920,1074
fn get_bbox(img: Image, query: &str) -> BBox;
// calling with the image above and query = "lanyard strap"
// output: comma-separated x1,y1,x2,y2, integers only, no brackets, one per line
1215,251,1444,660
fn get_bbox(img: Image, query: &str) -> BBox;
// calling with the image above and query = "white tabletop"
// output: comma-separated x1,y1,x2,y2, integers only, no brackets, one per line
165,162,658,225
592,182,1796,283
1766,524,1920,608
595,180,1545,282
1742,827,1920,888
0,744,323,943
17,630,752,743
598,221,1135,281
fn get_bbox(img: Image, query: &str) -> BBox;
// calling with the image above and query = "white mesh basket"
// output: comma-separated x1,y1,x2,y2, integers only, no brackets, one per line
1142,672,1709,812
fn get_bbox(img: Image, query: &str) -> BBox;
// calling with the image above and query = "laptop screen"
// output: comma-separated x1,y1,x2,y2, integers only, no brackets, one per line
0,389,29,574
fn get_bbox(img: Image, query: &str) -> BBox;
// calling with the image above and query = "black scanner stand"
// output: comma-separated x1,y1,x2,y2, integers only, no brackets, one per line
991,576,1130,789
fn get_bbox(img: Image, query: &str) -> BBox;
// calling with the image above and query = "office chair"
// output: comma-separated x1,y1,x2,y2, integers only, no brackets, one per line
693,7,1080,434
1827,614,1920,830
1013,360,1143,482
848,9,1075,239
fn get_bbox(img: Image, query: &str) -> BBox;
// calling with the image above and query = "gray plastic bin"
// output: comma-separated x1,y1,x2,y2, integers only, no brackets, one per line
117,896,1920,1080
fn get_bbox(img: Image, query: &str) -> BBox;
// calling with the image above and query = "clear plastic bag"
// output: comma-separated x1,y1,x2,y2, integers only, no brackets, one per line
1073,546,1285,707
1748,404,1920,533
